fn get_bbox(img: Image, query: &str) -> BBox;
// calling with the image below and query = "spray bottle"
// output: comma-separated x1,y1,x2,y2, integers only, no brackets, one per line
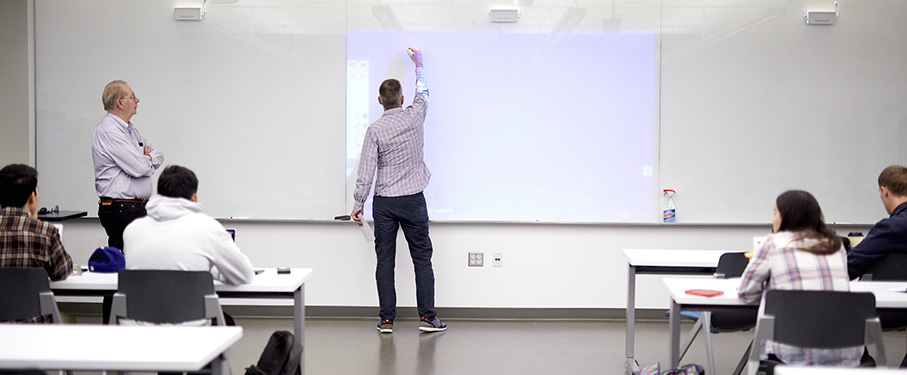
663,189,676,223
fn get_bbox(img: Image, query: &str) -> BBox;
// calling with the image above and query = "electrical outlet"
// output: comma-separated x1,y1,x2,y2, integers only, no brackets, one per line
468,252,484,267
493,252,502,267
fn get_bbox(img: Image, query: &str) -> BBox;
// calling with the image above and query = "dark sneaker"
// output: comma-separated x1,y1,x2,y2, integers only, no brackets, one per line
418,316,447,332
377,319,393,333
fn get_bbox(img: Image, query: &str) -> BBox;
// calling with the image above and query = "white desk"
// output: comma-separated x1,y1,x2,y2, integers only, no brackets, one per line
50,268,313,374
0,323,241,374
775,365,907,375
622,248,730,374
662,278,907,371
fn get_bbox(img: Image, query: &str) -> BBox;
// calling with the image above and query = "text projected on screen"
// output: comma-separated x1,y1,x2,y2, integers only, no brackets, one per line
347,29,658,222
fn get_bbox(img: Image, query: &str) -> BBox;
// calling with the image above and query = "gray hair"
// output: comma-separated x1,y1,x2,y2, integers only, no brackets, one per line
102,80,129,111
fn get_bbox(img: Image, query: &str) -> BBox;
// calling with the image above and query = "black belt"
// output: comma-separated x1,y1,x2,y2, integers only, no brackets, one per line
99,197,148,206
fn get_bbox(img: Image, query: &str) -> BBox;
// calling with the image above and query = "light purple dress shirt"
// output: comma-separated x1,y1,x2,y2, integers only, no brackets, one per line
353,67,430,211
92,112,164,199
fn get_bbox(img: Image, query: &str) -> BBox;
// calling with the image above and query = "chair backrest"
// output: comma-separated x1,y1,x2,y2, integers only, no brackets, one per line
112,269,224,325
0,267,61,323
715,252,750,279
862,253,907,281
764,289,876,348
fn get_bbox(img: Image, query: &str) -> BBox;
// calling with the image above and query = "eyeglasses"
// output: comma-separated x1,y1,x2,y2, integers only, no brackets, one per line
119,95,137,101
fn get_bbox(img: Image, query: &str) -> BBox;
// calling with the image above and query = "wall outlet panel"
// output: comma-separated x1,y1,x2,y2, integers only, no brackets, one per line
468,252,484,267
493,252,502,267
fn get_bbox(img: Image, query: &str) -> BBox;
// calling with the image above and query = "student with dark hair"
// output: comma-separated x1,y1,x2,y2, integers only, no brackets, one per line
847,165,907,279
123,165,253,285
738,190,856,366
0,164,73,283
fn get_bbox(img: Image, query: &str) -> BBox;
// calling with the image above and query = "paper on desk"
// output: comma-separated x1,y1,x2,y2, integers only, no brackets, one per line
359,216,375,242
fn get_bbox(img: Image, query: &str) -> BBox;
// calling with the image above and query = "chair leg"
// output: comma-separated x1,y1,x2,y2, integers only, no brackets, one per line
733,339,752,375
865,319,886,367
902,332,907,368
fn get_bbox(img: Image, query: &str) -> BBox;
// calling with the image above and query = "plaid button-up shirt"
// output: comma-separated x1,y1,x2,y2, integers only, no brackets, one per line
1,207,73,323
353,67,430,211
739,230,860,366
1,207,73,280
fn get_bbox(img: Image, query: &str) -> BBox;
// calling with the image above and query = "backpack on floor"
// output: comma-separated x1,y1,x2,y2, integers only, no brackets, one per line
244,330,303,375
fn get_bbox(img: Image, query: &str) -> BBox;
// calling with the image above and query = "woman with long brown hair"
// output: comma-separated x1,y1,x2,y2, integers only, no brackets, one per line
738,190,857,366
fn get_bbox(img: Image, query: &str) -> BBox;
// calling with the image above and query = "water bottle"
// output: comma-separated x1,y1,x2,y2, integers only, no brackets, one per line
663,189,676,223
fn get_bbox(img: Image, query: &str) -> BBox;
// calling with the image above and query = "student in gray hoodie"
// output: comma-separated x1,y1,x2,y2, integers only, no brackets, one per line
123,165,254,285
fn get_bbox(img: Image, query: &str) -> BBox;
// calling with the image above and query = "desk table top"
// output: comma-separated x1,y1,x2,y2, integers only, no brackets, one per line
774,365,907,375
50,267,313,293
622,248,738,268
663,277,907,309
37,210,88,222
0,324,242,371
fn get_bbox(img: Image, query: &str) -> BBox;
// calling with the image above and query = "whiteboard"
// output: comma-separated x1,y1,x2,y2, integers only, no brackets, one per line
659,0,907,224
35,0,347,220
33,0,907,224
34,0,661,222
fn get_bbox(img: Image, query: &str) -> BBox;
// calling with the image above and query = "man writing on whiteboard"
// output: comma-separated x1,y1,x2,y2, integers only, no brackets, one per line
91,80,164,252
351,47,446,334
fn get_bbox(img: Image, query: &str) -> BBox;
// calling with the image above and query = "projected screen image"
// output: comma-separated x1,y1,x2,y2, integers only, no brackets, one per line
347,29,657,222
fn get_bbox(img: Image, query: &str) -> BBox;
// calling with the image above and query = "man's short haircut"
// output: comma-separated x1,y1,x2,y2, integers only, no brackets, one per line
157,165,198,200
102,80,129,111
379,79,402,110
0,164,38,208
878,165,907,196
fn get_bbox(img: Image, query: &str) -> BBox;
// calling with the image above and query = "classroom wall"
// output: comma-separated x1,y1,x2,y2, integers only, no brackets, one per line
0,0,34,166
32,0,907,225
0,0,895,311
54,218,871,310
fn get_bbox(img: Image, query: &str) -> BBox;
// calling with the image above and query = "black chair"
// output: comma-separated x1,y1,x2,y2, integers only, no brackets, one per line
746,290,886,375
861,253,907,282
109,269,226,325
110,270,229,375
678,252,758,375
0,267,62,323
860,253,907,367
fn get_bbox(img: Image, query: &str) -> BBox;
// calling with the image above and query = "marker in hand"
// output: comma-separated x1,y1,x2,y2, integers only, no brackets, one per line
356,213,375,242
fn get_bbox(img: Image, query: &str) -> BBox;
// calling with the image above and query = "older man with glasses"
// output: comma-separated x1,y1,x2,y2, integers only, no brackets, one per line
91,80,164,252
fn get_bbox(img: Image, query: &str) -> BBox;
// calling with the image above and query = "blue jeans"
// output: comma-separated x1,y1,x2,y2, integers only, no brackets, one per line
373,192,436,321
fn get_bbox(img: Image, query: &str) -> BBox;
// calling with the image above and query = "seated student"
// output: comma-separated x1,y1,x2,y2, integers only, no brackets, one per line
738,190,857,367
847,165,907,279
123,165,254,285
0,164,73,281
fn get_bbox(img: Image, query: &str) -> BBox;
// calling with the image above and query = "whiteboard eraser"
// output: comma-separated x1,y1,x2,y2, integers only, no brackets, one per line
174,7,204,21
